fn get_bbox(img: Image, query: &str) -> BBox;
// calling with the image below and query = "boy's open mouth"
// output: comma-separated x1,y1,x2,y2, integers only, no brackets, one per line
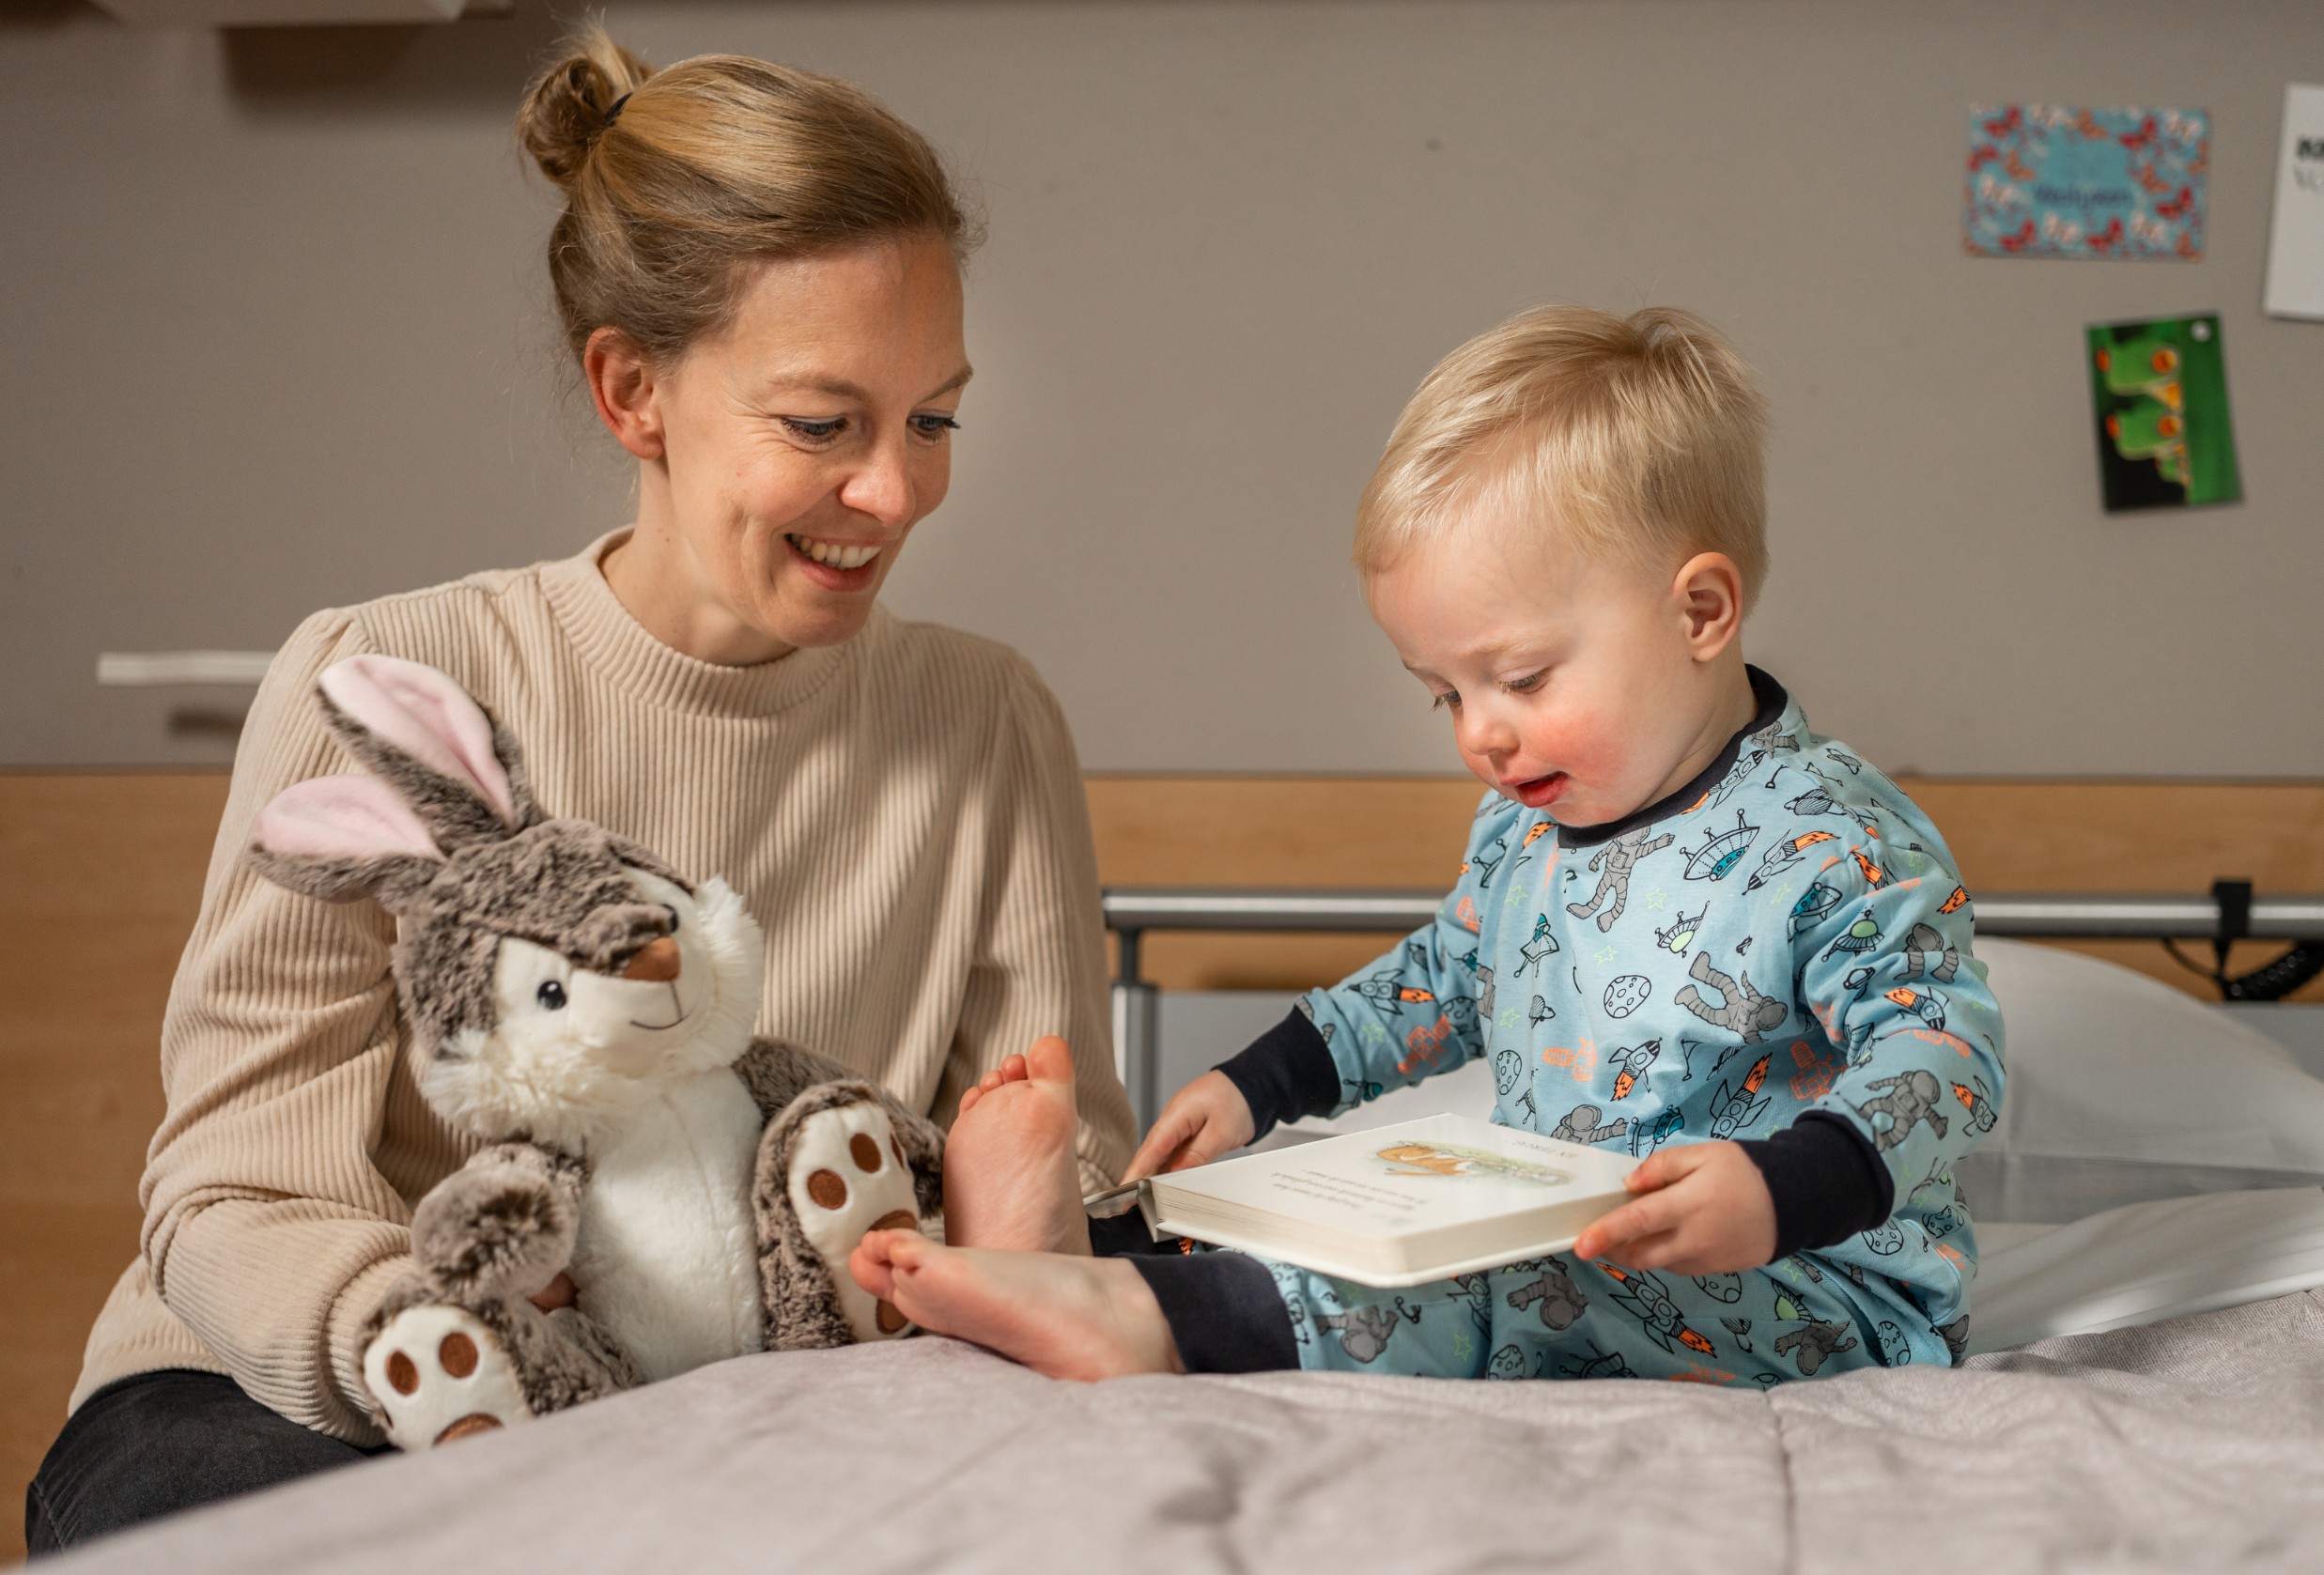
1507,771,1568,810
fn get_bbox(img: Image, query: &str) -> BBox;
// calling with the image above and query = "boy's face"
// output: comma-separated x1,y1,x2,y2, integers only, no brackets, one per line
1366,515,1741,829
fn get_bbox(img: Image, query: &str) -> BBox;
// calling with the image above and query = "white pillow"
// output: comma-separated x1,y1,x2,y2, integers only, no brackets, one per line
1959,939,2324,1222
1968,1186,2324,1351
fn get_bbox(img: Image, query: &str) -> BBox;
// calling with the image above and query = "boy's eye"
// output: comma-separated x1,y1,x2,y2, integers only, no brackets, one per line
1432,690,1461,711
909,412,961,440
781,416,847,442
1503,671,1546,694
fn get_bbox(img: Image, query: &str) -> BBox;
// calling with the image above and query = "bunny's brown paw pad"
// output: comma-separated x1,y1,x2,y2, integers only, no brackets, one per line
789,1102,927,1341
364,1305,532,1450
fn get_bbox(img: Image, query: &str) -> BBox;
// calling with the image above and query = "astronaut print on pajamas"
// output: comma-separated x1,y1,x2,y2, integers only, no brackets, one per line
1287,672,2006,1382
1265,1245,1890,1386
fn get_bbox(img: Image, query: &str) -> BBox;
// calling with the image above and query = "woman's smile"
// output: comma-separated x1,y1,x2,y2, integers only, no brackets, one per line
783,532,886,588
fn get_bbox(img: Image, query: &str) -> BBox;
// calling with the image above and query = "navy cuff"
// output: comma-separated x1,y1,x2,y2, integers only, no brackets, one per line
1123,1251,1301,1374
1215,1009,1342,1141
1737,1111,1895,1259
1088,1209,1179,1257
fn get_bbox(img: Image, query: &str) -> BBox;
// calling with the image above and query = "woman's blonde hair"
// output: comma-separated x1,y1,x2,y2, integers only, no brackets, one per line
517,26,977,364
1354,306,1771,604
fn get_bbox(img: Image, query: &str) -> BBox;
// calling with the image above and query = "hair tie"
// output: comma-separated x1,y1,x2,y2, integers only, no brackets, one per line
603,92,631,130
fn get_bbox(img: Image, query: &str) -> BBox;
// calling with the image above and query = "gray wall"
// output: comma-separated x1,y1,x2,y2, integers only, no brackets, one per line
4,0,2320,774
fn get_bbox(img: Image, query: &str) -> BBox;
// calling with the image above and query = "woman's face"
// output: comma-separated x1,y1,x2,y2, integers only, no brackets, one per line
603,235,969,661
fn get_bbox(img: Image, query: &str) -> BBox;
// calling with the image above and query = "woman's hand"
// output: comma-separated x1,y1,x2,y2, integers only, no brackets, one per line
1122,1071,1256,1182
1570,1141,1776,1275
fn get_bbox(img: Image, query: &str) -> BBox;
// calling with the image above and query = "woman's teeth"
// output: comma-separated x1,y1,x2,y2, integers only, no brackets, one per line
788,535,881,571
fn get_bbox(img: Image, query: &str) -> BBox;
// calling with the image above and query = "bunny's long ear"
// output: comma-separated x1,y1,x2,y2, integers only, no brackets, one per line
317,656,539,850
248,775,446,909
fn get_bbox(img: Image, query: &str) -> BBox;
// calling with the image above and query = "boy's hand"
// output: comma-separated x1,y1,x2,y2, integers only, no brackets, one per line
1122,1071,1256,1182
1571,1141,1776,1274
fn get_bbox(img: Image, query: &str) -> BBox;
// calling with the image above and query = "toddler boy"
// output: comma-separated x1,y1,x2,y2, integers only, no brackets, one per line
856,306,2005,1385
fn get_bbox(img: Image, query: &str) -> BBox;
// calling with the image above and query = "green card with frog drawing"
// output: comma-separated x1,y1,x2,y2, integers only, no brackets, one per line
2085,314,2241,513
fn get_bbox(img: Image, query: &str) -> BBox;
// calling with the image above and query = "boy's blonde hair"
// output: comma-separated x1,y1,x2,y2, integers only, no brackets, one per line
1354,306,1771,604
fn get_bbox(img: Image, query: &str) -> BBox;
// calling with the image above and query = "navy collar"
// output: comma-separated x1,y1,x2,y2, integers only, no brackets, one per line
1556,667,1789,850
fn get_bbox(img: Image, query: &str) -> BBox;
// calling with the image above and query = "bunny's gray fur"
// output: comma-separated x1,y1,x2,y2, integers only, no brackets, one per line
249,657,946,1448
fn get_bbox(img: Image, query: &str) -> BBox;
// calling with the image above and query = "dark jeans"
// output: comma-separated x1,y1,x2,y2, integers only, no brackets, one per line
24,1369,384,1556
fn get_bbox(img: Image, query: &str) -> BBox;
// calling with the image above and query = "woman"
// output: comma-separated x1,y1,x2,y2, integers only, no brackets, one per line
27,31,1134,1553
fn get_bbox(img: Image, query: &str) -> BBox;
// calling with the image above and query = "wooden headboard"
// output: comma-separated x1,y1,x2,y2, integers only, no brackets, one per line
1084,774,2324,996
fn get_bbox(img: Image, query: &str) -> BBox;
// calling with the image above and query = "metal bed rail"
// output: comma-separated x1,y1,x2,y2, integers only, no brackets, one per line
1099,887,2324,1130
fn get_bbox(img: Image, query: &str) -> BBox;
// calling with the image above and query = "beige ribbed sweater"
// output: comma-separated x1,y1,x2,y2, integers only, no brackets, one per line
73,533,1136,1442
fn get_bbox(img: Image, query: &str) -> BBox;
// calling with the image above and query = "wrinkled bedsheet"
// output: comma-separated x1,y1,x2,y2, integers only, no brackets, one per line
56,1290,2324,1574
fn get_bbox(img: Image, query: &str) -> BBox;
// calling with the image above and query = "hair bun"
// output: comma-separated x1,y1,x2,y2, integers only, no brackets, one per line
518,26,654,190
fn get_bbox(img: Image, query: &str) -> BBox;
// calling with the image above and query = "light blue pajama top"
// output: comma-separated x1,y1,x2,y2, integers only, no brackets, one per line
1292,671,2006,1370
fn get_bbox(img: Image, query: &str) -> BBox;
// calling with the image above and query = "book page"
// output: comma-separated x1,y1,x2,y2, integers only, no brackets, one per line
1154,1115,1633,1239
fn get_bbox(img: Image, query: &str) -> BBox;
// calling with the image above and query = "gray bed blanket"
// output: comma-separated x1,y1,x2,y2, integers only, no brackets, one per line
55,1290,2324,1574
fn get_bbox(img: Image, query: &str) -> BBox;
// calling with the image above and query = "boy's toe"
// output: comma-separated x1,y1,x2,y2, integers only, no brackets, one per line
1025,1036,1075,1084
849,1238,899,1297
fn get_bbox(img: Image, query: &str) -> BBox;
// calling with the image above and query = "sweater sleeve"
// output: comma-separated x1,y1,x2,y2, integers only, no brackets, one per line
137,608,420,1444
944,658,1137,1193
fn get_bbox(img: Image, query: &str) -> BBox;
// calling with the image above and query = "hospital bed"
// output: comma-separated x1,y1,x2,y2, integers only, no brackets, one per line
48,897,2324,1573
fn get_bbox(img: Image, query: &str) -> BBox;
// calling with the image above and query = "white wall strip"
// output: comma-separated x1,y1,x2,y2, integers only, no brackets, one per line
97,651,275,687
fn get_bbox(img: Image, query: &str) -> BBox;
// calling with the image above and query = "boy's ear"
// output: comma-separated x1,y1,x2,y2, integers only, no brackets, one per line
247,774,445,908
1672,551,1745,660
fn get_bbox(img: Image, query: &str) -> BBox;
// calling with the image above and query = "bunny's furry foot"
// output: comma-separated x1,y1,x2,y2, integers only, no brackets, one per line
364,1305,532,1450
780,1098,927,1343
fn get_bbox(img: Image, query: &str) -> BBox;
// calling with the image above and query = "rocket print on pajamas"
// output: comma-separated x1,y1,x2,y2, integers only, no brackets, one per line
1270,1243,1891,1386
1278,669,2006,1384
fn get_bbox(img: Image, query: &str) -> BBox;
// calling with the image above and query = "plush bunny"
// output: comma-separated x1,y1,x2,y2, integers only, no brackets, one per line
246,655,944,1451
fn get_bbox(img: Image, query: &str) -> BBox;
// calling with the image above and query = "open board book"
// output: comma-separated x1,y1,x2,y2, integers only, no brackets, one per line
1136,1114,1635,1288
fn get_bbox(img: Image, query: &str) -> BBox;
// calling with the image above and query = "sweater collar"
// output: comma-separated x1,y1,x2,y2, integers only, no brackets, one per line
539,530,871,718
1556,667,1798,850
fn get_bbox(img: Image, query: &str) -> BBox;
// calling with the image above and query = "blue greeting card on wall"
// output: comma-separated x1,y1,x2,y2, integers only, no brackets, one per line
1963,104,2208,259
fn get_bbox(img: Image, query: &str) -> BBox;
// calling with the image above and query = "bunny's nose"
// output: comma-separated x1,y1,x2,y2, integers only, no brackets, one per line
622,936,682,983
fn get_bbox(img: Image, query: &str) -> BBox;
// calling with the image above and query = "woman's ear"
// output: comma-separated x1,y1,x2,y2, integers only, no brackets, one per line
1671,551,1746,664
584,327,667,461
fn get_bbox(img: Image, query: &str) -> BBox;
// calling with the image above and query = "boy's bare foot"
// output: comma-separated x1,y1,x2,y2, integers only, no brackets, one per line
943,1035,1092,1254
850,1229,1181,1381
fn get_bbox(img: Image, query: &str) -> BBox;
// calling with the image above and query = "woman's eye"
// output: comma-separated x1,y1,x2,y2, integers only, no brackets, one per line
909,412,961,440
780,416,846,443
536,980,567,1011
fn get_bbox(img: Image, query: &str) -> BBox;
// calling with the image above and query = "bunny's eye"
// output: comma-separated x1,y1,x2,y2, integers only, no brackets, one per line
663,904,680,933
535,981,568,1011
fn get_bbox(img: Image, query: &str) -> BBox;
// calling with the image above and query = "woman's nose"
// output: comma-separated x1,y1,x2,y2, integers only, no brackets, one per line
622,936,682,982
837,442,913,527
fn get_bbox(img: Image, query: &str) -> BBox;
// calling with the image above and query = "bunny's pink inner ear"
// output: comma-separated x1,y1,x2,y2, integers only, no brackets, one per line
251,776,444,862
319,656,519,827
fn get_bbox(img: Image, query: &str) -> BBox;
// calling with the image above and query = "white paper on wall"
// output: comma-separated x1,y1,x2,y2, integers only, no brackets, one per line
2262,84,2324,321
